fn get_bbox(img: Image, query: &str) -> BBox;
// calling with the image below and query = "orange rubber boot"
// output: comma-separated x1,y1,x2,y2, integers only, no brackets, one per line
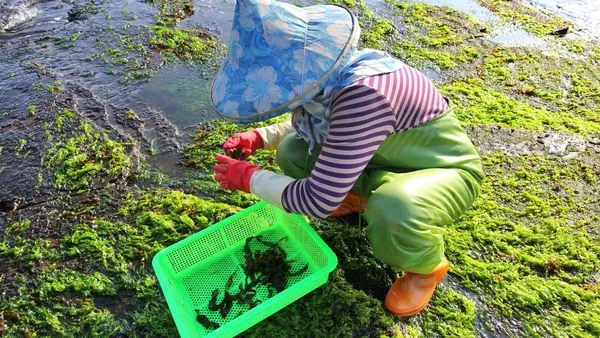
330,192,368,217
384,259,450,317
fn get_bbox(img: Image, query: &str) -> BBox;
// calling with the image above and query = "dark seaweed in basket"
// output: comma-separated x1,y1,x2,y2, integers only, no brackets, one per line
195,235,309,329
195,310,220,330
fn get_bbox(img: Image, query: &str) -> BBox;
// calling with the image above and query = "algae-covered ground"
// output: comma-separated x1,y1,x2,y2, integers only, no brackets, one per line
1,0,599,337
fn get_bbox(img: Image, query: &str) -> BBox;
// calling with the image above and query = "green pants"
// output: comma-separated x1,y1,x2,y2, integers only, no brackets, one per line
275,110,484,274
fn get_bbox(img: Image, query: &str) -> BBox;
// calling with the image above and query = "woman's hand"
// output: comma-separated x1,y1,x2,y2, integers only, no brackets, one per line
223,130,264,159
214,154,261,193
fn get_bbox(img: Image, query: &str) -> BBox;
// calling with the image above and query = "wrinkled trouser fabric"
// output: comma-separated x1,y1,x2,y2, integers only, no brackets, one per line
275,109,484,274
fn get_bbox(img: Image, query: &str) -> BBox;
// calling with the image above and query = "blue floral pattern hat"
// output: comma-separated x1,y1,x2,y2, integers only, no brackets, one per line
211,0,360,122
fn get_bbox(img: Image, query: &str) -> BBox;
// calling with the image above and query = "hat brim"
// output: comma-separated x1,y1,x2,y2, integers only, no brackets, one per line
211,2,360,123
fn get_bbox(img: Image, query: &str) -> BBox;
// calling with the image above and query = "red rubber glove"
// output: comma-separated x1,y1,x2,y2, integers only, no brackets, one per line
214,154,261,193
223,130,264,159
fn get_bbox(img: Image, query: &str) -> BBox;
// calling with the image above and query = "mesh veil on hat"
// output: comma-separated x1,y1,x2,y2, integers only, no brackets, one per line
211,0,360,123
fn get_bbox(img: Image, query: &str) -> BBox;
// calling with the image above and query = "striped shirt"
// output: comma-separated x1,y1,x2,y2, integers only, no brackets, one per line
281,66,448,218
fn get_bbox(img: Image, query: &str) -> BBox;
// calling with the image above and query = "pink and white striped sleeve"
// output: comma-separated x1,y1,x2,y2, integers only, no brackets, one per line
281,84,395,218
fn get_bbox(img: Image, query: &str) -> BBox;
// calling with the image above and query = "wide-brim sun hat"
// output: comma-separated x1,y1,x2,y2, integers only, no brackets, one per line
211,0,360,123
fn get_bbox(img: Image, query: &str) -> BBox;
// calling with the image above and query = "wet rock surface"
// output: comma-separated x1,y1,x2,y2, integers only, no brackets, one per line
468,125,598,158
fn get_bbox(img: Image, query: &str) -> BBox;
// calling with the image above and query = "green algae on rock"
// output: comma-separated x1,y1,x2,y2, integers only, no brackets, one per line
182,115,288,173
382,0,485,70
459,46,600,135
475,0,572,36
376,1,600,140
42,111,133,191
244,269,398,337
145,0,195,26
5,219,32,234
440,77,600,135
310,216,398,300
118,189,239,239
149,25,219,63
85,24,158,83
145,0,221,64
446,152,600,336
407,285,476,337
0,189,240,336
183,120,267,170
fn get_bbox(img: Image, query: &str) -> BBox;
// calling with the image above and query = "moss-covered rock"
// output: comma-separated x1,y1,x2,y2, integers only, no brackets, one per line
446,152,600,336
476,0,572,36
149,25,219,62
41,109,133,192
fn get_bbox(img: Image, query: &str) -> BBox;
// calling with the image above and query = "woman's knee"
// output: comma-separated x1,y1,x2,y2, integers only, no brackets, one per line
363,175,452,272
365,179,431,226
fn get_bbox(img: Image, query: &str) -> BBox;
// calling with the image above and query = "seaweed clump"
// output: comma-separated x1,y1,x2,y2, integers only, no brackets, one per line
195,310,219,330
240,236,308,295
195,235,308,331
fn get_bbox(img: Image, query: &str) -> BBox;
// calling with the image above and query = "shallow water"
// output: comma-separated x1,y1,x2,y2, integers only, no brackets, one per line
0,0,37,32
528,0,600,39
181,0,236,42
135,62,215,128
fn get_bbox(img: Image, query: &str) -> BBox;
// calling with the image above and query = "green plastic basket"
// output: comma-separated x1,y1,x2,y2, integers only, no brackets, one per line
152,201,338,337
